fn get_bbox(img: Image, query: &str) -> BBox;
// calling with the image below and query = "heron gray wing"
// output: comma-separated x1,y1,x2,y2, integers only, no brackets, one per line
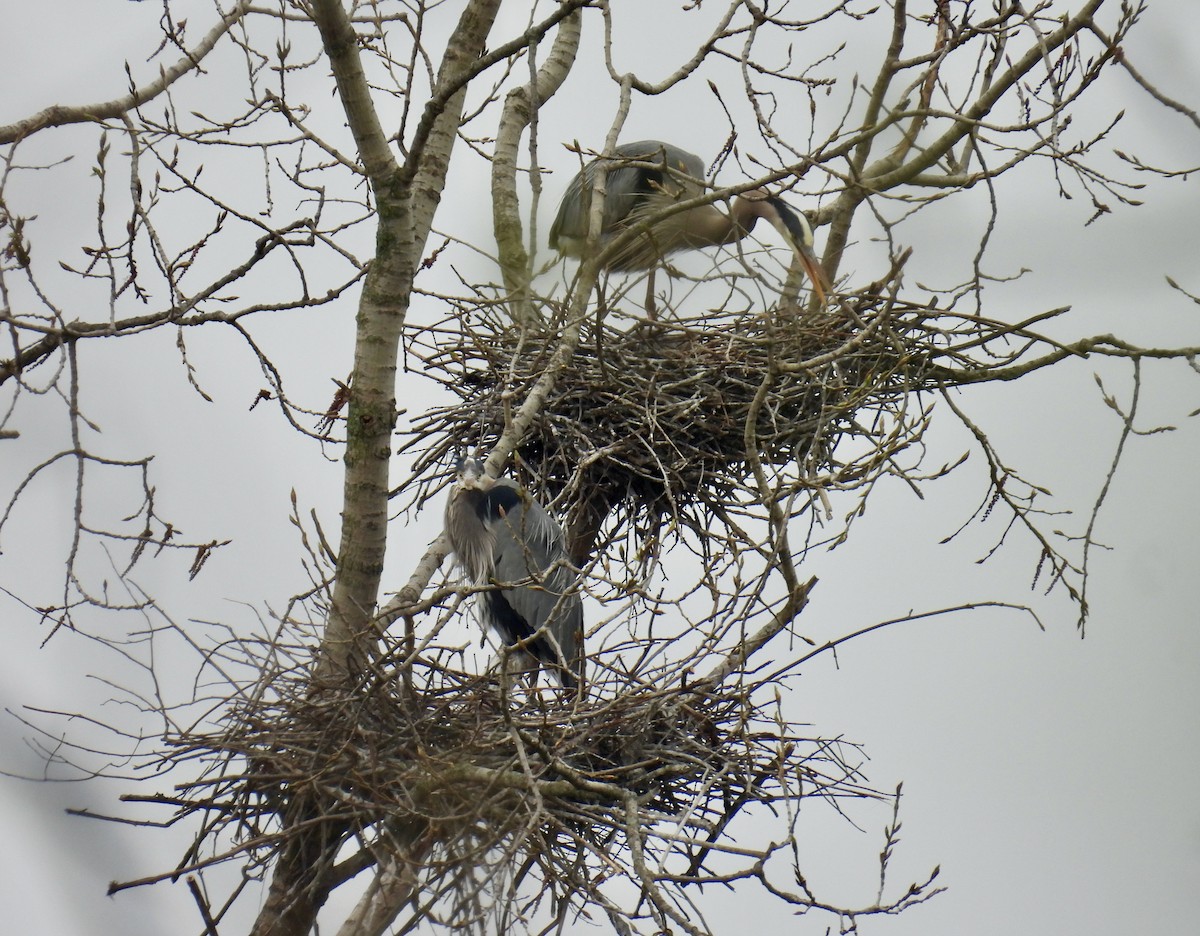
540,558,584,680
608,142,704,233
549,155,646,250
489,494,583,679
490,496,564,632
550,141,705,252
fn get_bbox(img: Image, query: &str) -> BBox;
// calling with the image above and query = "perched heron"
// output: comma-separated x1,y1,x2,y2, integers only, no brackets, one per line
550,140,830,304
444,457,584,691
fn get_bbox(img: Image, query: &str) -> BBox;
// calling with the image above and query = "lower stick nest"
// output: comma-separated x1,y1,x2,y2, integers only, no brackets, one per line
204,656,874,916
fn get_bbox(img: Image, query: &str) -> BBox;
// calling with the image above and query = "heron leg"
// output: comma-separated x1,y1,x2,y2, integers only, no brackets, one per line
643,267,658,322
497,645,548,705
594,278,609,377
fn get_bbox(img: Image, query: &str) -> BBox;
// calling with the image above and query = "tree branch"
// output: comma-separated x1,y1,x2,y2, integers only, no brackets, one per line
491,6,584,327
0,1,253,144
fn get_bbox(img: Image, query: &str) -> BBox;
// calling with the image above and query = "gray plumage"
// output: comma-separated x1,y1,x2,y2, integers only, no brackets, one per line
444,457,584,690
549,140,829,301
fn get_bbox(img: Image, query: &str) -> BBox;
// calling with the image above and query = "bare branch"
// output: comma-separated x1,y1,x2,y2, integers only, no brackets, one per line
0,1,254,144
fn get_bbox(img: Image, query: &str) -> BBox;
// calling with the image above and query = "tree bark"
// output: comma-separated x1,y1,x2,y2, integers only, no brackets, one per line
251,3,502,933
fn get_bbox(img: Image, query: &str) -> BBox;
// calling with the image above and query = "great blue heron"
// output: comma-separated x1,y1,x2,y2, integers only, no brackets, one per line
444,457,584,691
550,140,830,304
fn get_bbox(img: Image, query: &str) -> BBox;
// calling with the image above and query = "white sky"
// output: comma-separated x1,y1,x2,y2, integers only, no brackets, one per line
0,2,1197,934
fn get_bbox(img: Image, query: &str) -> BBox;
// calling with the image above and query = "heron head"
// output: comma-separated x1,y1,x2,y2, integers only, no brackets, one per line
752,194,831,305
454,455,495,491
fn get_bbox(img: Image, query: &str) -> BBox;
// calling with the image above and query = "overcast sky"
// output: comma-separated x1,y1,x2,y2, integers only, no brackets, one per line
1,2,1197,934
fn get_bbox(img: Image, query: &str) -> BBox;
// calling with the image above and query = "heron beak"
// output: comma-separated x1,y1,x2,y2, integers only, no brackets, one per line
788,239,830,306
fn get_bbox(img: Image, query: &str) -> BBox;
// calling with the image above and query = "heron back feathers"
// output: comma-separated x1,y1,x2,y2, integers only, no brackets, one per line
445,468,584,688
550,141,707,270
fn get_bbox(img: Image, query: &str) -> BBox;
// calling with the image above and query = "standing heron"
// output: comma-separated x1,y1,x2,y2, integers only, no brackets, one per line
444,457,584,692
550,140,830,304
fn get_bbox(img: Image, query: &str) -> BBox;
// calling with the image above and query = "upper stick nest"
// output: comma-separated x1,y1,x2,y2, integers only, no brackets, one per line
403,285,945,563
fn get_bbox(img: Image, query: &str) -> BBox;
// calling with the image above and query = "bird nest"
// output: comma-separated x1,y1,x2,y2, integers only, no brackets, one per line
168,648,877,926
401,285,944,563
